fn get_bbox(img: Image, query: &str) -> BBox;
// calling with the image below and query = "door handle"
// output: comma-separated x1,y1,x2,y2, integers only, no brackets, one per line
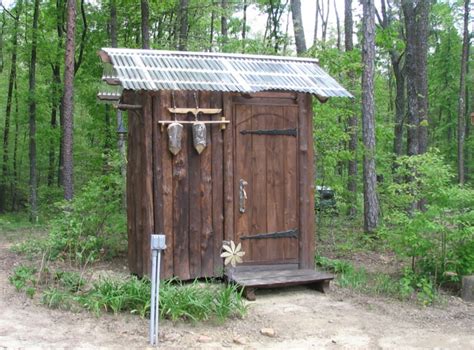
239,179,248,213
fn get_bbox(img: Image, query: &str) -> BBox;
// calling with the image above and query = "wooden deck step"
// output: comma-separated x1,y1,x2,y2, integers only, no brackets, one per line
226,266,334,301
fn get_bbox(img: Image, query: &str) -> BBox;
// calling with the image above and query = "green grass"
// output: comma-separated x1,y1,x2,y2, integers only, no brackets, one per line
9,263,247,322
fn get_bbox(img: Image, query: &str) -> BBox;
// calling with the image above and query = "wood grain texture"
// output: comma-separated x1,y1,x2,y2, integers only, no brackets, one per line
211,92,224,276
223,93,234,242
298,93,315,269
199,91,214,277
188,91,202,279
172,91,191,280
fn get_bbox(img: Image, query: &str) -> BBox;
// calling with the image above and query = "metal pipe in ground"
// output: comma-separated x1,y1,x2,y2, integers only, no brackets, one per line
150,234,166,346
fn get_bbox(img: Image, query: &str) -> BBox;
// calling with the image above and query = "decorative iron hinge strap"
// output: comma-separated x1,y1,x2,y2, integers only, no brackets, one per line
240,229,298,240
240,128,297,136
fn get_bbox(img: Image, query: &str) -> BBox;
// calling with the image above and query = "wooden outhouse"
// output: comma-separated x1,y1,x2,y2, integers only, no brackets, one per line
98,49,351,294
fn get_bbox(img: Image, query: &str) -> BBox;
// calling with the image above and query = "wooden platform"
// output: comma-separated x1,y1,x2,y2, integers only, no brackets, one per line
226,265,334,300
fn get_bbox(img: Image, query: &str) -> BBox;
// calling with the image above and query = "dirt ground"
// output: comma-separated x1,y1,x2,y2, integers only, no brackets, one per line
1,233,474,349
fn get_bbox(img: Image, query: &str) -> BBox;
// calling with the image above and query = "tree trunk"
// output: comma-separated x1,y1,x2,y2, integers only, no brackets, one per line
345,0,357,217
290,0,306,55
28,0,40,221
0,12,5,74
392,56,405,156
313,0,319,45
457,0,470,185
221,0,228,50
62,0,77,201
0,2,21,213
140,0,150,49
415,0,429,154
110,0,118,48
11,77,19,211
361,0,379,233
334,0,341,51
178,0,189,51
242,0,247,52
402,0,419,156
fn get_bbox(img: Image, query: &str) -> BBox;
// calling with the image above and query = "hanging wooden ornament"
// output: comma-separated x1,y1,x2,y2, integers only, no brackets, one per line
167,122,183,155
192,122,207,154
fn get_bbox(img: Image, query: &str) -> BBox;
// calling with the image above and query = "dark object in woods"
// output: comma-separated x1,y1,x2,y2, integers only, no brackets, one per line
315,186,336,211
97,49,351,281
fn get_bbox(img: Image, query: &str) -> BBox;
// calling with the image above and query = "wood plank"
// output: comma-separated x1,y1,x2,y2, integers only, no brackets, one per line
188,91,202,279
298,93,315,269
152,94,164,275
234,269,332,279
232,96,298,106
234,103,253,262
211,92,224,276
223,93,234,242
199,91,214,277
141,93,155,277
172,91,190,280
233,264,298,272
160,91,174,279
125,91,138,275
251,105,268,261
283,105,299,261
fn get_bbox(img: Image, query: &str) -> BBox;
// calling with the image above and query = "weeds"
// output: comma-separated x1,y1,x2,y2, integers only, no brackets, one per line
316,256,438,305
9,265,37,298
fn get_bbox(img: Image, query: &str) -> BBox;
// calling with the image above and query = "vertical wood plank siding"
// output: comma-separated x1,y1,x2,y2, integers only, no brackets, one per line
127,91,316,278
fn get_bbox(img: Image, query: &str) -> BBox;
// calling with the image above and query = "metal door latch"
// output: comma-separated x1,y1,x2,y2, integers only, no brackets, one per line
239,179,248,213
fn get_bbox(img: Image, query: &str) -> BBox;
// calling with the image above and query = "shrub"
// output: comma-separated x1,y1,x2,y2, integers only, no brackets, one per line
380,151,474,285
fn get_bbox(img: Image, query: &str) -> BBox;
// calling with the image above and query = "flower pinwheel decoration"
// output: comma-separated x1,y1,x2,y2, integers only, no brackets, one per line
220,241,245,267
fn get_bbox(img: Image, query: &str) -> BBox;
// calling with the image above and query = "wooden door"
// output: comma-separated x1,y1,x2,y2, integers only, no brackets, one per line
234,99,299,265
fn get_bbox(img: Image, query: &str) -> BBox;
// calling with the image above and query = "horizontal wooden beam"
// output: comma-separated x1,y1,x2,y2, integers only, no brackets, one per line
167,107,222,115
117,103,142,110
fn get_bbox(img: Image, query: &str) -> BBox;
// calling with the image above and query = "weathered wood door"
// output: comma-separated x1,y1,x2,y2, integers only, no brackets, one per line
233,96,299,265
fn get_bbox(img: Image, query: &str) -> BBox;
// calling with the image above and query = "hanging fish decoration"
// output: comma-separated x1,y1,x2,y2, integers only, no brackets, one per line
192,122,207,154
167,122,184,155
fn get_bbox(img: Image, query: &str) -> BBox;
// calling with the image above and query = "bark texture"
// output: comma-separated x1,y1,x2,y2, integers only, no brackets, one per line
361,0,379,233
290,0,307,55
345,0,357,217
140,0,150,49
28,0,40,221
457,0,470,184
62,0,77,201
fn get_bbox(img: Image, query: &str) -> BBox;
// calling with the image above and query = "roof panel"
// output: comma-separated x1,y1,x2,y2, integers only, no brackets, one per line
100,48,352,98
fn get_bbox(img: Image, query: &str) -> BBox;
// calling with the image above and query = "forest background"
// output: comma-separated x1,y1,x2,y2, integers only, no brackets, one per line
0,0,473,299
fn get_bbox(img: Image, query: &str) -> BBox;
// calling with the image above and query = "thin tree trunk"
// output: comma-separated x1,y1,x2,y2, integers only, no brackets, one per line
290,0,307,55
416,0,429,154
221,0,228,50
141,0,150,49
53,0,64,187
313,0,319,45
0,2,21,213
361,0,379,233
392,57,405,156
62,0,77,201
11,77,19,210
209,8,215,51
334,0,341,51
178,0,189,51
110,0,118,48
0,12,5,73
457,0,470,185
28,0,40,221
345,0,357,217
242,0,247,52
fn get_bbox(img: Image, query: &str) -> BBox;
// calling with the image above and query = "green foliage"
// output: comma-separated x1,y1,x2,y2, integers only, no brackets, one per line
316,256,438,304
9,265,37,298
39,274,246,322
46,168,126,264
380,151,474,284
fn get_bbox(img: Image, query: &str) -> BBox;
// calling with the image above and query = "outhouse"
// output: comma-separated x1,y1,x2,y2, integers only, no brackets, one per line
98,49,351,296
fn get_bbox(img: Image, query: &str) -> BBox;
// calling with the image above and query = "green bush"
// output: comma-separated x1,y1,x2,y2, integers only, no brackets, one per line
47,170,126,264
9,265,37,298
380,151,474,285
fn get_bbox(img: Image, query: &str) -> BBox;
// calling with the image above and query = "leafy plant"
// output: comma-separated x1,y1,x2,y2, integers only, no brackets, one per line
9,265,37,298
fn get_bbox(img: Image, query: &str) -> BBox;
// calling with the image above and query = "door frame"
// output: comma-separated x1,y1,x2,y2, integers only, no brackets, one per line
222,92,315,269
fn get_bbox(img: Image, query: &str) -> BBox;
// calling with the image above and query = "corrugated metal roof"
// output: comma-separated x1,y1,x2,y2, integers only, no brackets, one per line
99,48,352,98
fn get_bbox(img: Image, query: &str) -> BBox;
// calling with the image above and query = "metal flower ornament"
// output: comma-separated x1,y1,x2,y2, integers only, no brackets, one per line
221,241,245,268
